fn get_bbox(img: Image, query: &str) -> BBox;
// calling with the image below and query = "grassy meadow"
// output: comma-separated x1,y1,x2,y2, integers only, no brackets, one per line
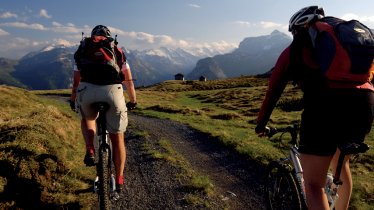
0,75,373,209
0,85,95,209
133,76,374,210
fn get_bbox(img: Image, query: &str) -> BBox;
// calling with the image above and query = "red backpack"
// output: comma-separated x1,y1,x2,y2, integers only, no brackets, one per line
74,36,126,85
311,17,374,83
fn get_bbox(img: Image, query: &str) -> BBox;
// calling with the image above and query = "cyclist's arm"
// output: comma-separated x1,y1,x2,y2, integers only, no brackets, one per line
256,46,292,131
121,62,137,103
71,66,81,102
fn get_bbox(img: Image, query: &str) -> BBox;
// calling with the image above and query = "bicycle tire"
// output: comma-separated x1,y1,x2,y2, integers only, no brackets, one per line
98,144,111,210
264,160,304,210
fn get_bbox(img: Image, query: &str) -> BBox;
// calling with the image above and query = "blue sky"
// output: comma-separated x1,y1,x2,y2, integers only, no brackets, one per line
1,0,374,59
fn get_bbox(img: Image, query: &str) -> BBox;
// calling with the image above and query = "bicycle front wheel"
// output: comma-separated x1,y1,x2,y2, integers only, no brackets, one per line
98,145,111,210
264,160,303,210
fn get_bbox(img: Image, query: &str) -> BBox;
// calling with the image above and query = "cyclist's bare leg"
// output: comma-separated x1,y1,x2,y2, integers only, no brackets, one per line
81,119,96,152
300,154,332,210
109,132,126,185
331,149,352,210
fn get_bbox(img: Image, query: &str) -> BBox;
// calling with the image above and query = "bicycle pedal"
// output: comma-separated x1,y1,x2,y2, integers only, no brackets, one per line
111,191,120,201
93,177,99,193
111,174,116,192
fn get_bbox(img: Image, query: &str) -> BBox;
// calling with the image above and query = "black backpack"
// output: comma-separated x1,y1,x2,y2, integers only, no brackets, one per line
311,16,374,83
74,36,126,85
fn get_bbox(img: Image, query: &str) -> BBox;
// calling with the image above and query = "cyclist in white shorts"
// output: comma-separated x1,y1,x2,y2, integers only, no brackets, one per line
70,25,137,194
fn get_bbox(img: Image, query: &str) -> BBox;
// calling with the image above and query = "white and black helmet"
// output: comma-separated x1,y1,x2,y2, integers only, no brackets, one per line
289,6,325,32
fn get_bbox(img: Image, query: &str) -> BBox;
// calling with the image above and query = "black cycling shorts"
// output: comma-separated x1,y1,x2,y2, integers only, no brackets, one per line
298,89,374,156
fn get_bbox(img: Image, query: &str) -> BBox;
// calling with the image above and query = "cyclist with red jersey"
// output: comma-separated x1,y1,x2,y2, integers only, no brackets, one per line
255,6,374,210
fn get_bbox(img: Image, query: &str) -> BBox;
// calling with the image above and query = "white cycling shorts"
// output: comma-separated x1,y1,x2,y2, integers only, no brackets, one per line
76,82,128,133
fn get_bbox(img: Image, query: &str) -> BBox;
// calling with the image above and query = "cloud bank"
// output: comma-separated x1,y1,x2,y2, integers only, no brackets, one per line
1,8,374,59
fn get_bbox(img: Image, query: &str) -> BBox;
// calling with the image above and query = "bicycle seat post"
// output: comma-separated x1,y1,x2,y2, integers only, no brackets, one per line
333,152,344,186
334,142,370,185
92,102,110,136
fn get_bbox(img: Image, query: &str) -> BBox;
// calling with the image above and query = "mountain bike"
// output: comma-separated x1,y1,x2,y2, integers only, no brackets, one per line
264,124,369,210
91,102,118,210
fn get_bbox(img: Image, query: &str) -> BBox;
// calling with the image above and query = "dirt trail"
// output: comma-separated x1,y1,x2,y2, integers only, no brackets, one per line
112,113,266,210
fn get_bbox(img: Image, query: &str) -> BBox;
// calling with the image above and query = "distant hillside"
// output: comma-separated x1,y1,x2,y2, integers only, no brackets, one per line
187,30,292,80
0,58,25,88
4,45,209,90
127,47,202,87
11,46,75,90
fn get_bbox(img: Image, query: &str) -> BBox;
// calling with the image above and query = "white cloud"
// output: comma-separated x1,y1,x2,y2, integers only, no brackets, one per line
209,40,237,51
39,9,52,19
50,24,82,33
0,21,87,34
233,21,252,27
341,13,374,27
178,39,189,48
109,28,237,52
0,12,18,19
188,4,201,8
260,21,282,29
233,20,284,29
0,22,46,30
53,38,76,47
0,28,9,36
0,37,50,58
154,35,175,45
101,25,235,54
52,21,62,27
0,23,236,59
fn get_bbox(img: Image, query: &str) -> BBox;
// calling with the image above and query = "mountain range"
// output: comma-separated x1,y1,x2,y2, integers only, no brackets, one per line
0,30,292,90
187,30,291,80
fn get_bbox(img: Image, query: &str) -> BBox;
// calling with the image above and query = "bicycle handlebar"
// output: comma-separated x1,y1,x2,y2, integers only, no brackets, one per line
265,124,299,145
265,124,299,137
266,124,370,154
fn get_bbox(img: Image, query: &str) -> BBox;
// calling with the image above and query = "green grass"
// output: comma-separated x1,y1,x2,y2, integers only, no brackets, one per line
2,75,373,209
0,85,95,209
145,139,214,195
134,77,374,209
142,138,216,208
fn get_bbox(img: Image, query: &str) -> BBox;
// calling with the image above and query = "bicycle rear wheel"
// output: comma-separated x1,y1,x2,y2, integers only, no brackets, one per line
265,160,304,210
98,145,111,210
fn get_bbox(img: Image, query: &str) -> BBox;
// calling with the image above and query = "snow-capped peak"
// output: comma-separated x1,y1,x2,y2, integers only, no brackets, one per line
40,44,67,53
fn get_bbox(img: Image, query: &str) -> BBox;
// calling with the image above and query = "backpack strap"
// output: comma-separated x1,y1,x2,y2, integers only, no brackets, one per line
313,21,352,80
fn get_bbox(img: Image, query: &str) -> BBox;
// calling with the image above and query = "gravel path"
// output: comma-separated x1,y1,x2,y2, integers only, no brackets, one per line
111,113,266,210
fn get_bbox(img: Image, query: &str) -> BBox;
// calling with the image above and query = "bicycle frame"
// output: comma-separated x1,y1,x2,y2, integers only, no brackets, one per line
92,102,116,210
96,104,116,191
288,144,307,205
266,124,369,210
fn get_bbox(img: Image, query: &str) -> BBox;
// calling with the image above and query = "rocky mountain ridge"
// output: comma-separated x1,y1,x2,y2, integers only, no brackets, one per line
187,30,292,80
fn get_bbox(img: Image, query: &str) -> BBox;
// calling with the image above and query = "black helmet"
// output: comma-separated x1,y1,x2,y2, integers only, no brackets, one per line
91,25,111,37
289,6,325,32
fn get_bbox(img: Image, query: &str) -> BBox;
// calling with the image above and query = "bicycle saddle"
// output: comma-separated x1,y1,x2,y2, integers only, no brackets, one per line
338,142,369,155
91,102,110,112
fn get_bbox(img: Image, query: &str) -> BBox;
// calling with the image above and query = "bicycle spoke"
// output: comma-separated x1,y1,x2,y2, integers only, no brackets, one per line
265,161,303,210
